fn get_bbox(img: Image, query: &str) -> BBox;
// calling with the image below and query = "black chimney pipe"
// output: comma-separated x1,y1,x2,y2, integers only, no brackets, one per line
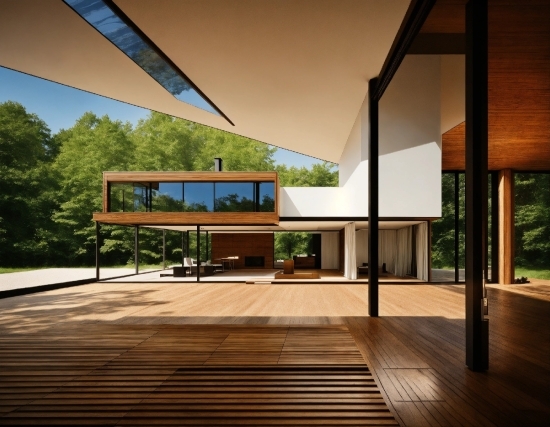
214,158,223,172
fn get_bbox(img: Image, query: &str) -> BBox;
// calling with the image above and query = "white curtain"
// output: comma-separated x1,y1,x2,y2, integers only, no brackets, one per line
379,230,397,273
344,222,357,279
394,226,413,277
416,222,429,281
321,232,339,269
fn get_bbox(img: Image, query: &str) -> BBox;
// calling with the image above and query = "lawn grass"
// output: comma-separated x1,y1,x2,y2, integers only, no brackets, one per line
0,267,50,274
514,267,550,280
0,265,165,275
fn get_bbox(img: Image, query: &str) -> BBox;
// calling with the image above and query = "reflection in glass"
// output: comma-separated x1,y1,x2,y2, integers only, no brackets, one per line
133,184,148,212
109,183,133,212
184,183,214,212
152,183,183,212
64,0,219,115
215,183,255,212
259,182,275,212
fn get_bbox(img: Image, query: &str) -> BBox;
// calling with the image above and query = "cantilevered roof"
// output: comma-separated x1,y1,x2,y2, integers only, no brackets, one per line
0,0,409,163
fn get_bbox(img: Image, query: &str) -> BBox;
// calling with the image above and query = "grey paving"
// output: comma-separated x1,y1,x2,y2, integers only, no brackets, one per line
0,268,144,293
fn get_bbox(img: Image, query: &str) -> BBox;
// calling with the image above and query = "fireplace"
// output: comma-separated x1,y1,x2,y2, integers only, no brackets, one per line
245,256,265,267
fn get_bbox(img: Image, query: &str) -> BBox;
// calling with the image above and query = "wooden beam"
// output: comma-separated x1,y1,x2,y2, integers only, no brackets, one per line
498,169,514,284
465,0,489,372
490,172,499,283
92,212,279,226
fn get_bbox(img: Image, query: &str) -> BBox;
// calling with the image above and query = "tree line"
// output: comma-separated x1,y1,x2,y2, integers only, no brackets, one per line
431,172,550,271
0,101,337,267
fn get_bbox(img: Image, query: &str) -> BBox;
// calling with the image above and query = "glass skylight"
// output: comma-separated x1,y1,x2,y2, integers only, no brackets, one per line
64,0,220,116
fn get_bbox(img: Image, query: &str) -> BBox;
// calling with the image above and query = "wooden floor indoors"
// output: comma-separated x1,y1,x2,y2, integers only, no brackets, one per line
0,281,548,426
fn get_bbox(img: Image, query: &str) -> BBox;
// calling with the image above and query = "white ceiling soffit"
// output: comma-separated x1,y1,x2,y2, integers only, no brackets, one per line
146,220,423,232
0,0,409,163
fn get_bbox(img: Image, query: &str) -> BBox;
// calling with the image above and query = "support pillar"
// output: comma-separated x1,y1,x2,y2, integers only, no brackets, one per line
206,231,209,262
135,226,139,275
181,232,185,264
465,0,489,371
196,226,201,282
95,222,101,281
454,172,460,283
498,169,514,284
186,230,190,258
162,229,166,270
490,172,499,282
368,77,379,317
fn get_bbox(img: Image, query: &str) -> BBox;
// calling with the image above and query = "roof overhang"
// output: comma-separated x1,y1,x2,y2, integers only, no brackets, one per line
0,0,410,162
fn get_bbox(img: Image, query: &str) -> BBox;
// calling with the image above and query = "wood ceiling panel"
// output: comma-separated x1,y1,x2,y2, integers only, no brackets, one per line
419,1,467,34
441,1,550,171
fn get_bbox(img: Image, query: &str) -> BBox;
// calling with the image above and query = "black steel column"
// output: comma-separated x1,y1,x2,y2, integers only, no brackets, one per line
455,172,460,283
181,231,189,265
135,225,139,275
186,230,190,258
465,0,489,371
196,226,201,282
491,172,499,283
206,231,209,261
368,77,379,317
95,222,101,281
162,229,166,269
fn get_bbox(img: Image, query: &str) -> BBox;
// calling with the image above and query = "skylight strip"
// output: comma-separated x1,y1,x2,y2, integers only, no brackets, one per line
64,0,233,125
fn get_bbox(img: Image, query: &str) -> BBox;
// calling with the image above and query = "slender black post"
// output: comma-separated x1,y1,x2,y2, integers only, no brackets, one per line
490,172,499,282
455,172,460,283
368,78,379,317
162,229,166,270
95,222,101,281
465,0,489,371
196,226,201,282
186,230,190,258
181,231,189,265
135,226,139,275
206,231,209,261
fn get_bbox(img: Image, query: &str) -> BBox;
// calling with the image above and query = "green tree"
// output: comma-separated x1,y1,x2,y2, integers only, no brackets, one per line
274,232,312,260
53,112,135,265
515,173,550,268
277,162,338,187
0,101,58,266
131,112,201,171
193,126,276,172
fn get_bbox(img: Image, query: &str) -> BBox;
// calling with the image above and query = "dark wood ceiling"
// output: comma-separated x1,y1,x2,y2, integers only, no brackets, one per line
417,0,550,171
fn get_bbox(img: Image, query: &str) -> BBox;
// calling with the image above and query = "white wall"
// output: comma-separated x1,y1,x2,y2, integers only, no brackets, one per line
280,187,345,216
282,55,441,219
441,55,465,133
378,55,441,218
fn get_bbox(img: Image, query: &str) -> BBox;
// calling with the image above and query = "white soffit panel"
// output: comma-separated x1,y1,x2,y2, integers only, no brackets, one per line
0,0,409,163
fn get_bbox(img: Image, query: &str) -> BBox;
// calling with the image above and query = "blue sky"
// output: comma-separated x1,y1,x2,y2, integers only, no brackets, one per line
0,67,324,169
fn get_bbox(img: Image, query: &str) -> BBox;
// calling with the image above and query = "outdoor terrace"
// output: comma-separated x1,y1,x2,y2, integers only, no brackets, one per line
0,280,548,425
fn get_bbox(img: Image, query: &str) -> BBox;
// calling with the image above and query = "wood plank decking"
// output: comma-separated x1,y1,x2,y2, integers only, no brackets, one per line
0,281,548,426
0,325,395,426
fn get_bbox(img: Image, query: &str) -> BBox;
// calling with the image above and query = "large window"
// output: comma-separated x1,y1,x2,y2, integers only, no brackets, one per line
110,183,150,212
184,183,214,212
259,182,275,212
214,183,254,212
109,181,276,213
152,183,184,212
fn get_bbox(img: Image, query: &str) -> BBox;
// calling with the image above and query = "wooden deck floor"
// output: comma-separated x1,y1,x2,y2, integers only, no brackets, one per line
0,282,548,426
